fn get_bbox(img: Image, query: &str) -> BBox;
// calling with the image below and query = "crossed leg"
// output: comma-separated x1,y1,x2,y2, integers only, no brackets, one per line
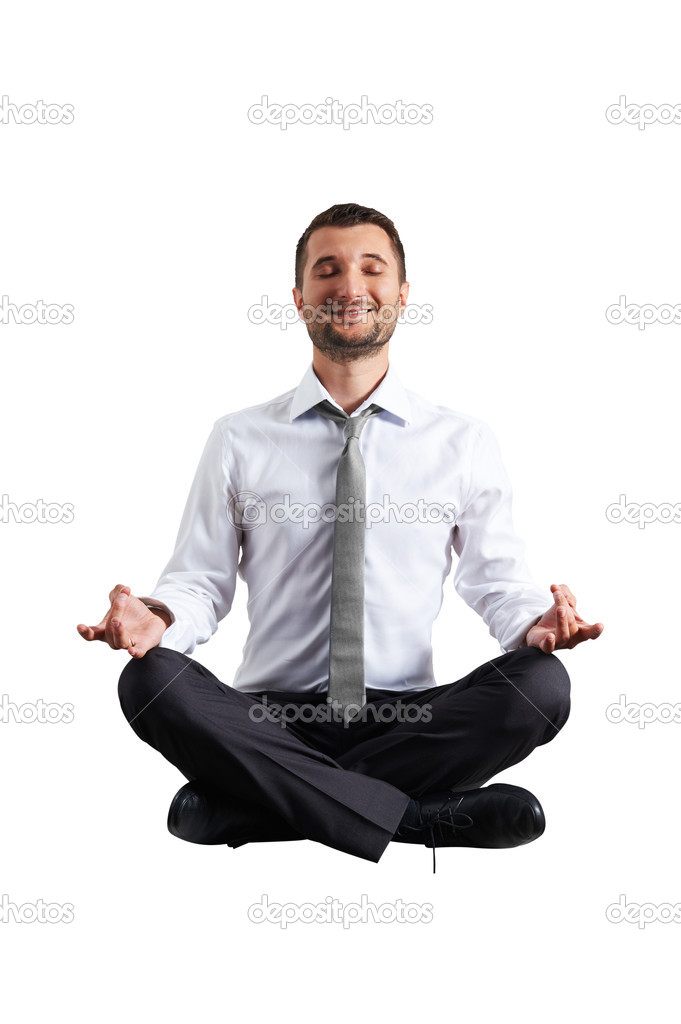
118,646,570,863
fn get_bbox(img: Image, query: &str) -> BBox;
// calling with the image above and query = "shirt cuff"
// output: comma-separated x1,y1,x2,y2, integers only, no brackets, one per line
500,612,544,653
138,597,176,626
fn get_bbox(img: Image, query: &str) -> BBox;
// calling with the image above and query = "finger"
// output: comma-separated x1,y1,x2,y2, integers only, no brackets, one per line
109,617,134,652
558,584,576,608
551,583,576,609
109,615,130,650
105,593,131,647
552,591,572,644
108,583,132,603
78,610,110,638
111,618,136,652
532,627,553,653
564,620,605,648
127,642,150,659
542,632,556,654
108,617,122,650
562,594,580,640
578,620,604,641
557,607,570,644
77,623,104,641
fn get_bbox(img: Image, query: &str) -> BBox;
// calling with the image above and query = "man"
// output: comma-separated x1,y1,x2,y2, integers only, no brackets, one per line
77,203,603,872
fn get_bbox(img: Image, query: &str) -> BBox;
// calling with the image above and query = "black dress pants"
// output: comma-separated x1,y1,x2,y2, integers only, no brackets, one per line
118,646,570,863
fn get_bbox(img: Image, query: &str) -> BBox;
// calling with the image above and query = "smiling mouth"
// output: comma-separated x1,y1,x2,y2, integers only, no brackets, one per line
332,306,376,320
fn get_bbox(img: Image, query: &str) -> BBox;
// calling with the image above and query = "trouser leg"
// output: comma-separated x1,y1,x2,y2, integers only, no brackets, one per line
117,647,410,863
334,648,571,796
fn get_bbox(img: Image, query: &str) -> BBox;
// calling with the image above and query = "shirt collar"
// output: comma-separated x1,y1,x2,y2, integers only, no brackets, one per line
289,362,412,424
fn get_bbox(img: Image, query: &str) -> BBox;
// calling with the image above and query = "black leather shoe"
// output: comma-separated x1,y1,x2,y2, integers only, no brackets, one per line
167,781,303,847
392,783,545,873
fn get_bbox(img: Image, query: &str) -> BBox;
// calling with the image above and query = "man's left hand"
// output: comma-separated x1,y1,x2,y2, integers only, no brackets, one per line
525,583,603,653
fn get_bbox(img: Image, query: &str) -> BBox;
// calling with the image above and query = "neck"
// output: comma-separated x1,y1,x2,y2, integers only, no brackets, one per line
312,351,389,415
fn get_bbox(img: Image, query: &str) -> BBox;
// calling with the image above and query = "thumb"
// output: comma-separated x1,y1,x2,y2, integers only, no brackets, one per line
126,640,158,659
77,621,106,641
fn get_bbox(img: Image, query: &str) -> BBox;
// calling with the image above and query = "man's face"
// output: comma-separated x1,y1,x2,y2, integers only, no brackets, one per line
293,223,409,365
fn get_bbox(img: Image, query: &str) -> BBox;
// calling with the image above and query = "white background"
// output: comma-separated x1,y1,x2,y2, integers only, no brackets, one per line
1,1,678,1020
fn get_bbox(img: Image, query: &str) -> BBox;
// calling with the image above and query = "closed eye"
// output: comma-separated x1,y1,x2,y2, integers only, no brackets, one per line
317,269,382,277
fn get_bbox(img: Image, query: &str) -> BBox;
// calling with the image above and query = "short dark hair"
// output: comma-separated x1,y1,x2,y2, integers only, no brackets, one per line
295,203,407,290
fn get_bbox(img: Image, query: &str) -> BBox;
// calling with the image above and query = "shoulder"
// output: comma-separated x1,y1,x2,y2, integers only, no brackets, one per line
212,385,298,436
404,386,491,442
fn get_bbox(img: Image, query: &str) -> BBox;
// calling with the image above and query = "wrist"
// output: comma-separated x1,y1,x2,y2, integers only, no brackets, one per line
520,614,543,648
149,607,172,630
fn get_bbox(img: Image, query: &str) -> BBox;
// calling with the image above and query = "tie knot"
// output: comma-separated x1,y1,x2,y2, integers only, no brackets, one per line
313,400,383,441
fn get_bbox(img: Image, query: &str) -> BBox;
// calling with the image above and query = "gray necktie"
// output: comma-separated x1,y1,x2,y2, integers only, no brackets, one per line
313,399,383,723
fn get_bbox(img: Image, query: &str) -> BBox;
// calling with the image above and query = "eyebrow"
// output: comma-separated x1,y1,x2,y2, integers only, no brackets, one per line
310,252,390,271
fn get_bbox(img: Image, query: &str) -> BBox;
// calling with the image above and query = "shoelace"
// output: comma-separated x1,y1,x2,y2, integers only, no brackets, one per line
397,793,474,873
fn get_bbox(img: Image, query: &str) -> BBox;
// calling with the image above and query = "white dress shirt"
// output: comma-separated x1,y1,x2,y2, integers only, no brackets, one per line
142,362,549,693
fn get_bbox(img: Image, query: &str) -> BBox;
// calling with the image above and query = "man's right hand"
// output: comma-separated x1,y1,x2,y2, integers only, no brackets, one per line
77,584,170,658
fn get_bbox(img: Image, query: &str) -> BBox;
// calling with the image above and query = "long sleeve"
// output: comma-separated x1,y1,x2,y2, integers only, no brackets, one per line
451,421,549,652
140,422,241,654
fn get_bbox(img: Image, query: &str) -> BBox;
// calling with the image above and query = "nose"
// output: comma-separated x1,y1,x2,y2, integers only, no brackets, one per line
327,267,367,304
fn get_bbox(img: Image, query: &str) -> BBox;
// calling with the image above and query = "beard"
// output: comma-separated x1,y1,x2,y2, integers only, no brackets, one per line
305,304,400,365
